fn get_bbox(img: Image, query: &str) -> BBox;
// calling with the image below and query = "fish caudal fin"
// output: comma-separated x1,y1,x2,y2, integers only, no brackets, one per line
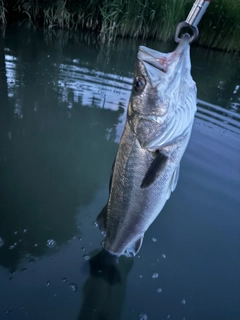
141,151,168,188
125,236,143,257
96,204,107,235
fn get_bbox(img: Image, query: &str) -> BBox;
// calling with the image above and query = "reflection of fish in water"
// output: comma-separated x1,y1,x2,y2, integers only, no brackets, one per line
78,249,133,320
96,33,197,257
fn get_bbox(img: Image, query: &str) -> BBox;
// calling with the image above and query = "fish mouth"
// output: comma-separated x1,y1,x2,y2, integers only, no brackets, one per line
138,33,191,74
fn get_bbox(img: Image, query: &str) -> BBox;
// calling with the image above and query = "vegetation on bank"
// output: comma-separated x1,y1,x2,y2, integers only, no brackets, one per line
1,0,240,52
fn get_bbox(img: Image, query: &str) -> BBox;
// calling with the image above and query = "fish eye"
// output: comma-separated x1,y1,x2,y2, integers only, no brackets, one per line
134,77,146,92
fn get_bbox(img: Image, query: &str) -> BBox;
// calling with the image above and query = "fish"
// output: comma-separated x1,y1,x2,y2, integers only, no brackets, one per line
96,33,197,257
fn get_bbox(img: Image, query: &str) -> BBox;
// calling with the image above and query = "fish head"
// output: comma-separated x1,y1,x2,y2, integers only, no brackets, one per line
129,33,195,117
128,33,197,148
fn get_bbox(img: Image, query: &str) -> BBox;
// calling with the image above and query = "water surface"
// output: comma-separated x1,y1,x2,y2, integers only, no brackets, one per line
0,28,239,320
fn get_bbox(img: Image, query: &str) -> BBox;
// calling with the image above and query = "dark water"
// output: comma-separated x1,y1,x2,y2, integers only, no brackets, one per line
0,28,239,320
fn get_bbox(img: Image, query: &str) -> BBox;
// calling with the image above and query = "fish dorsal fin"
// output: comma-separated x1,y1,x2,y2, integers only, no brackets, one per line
141,151,168,189
165,164,180,200
109,157,116,193
125,236,143,257
96,204,107,235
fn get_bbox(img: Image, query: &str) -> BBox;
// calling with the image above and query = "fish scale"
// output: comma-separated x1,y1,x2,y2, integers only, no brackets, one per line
97,34,197,257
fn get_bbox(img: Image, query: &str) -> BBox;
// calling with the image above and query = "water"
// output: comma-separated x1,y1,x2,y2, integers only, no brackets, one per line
0,27,239,320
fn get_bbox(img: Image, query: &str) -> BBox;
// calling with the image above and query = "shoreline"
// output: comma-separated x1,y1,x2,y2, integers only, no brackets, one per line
1,0,239,52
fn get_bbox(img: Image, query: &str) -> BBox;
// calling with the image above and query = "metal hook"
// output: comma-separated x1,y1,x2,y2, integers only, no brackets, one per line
175,22,199,43
175,0,211,43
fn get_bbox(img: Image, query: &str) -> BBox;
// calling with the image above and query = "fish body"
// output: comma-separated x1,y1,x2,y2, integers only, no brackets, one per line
97,34,197,257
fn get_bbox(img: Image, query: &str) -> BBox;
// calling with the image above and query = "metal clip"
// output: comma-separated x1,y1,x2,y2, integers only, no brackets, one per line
175,0,211,43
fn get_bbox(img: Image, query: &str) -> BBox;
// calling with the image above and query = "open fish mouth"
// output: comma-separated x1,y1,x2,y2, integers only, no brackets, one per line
138,33,191,73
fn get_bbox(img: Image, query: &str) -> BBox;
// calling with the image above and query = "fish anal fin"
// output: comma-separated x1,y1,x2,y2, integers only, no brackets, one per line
141,151,168,189
125,236,143,257
96,204,108,235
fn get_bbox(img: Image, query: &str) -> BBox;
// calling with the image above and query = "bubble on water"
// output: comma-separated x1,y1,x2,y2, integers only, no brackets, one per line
83,254,90,261
46,281,51,287
152,237,157,242
14,231,18,235
46,239,56,248
157,288,162,293
93,221,98,227
167,315,171,319
5,310,12,315
181,299,186,305
14,242,17,246
152,273,158,279
139,275,143,278
62,277,67,283
0,237,4,248
139,313,148,320
54,293,57,297
81,247,86,252
69,283,78,292
161,254,166,259
23,229,27,233
9,245,15,250
34,243,38,247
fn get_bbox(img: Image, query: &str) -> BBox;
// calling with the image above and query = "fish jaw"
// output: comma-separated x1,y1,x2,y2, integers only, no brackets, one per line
138,33,191,87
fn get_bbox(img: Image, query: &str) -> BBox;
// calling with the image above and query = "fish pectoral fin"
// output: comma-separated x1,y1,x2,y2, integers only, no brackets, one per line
166,164,180,200
141,151,168,189
96,204,107,235
170,164,180,192
125,236,143,257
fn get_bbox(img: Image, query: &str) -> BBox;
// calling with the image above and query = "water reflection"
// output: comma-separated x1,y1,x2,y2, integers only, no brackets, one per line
79,250,134,320
0,27,239,320
0,28,129,271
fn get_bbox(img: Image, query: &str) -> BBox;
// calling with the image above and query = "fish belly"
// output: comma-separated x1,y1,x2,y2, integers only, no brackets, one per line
103,120,189,256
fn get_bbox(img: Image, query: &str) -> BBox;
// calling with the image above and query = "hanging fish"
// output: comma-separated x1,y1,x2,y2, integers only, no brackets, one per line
96,34,197,257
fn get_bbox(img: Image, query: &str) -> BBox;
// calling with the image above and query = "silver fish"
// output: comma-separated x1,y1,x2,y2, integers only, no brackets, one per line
97,34,197,257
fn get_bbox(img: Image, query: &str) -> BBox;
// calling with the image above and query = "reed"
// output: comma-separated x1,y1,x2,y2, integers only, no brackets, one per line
1,0,240,52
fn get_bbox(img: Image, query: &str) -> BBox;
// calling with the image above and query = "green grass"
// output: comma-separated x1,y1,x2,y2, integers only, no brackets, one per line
1,0,240,52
